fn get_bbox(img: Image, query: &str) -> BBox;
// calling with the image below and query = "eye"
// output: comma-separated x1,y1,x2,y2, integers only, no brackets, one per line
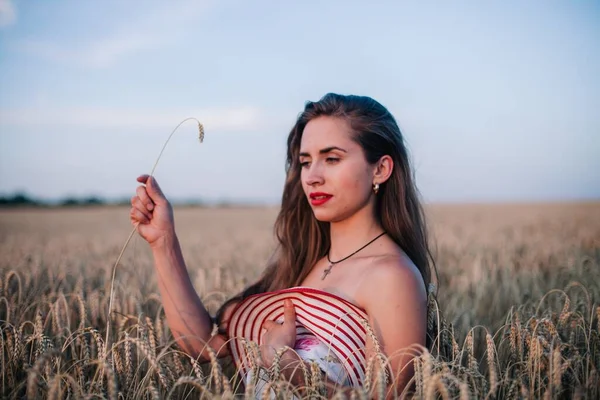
300,161,310,168
326,157,340,164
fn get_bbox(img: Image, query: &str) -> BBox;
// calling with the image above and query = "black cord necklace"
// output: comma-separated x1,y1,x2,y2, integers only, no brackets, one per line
321,231,387,280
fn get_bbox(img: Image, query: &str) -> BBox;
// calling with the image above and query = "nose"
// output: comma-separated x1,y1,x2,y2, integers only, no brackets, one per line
304,163,324,186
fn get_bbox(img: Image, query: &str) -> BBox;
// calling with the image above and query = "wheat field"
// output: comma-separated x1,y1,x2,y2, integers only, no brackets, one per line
1,203,599,399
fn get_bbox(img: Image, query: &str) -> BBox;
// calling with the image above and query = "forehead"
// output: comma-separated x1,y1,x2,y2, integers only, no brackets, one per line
300,116,355,151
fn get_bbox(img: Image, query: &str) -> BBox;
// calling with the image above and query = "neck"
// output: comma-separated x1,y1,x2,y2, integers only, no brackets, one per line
328,203,383,261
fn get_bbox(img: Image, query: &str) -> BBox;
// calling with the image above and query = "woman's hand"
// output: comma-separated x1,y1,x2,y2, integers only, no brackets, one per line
260,299,297,368
130,175,175,248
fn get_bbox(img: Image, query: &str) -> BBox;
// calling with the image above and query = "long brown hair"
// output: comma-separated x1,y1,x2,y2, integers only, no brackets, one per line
217,93,435,321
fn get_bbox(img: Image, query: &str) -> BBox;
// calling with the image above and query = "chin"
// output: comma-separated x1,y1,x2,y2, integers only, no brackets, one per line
311,208,336,222
311,208,349,223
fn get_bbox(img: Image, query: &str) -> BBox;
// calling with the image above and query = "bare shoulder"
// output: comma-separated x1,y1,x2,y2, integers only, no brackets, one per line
357,253,427,312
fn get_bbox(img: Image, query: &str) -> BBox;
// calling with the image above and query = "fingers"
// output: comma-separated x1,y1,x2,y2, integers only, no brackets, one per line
136,185,154,211
146,176,167,204
136,175,167,205
130,205,150,225
283,299,296,324
262,320,280,331
262,300,295,332
131,195,152,218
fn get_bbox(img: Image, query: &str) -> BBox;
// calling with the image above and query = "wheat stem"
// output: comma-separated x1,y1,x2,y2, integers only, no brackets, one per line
105,117,204,352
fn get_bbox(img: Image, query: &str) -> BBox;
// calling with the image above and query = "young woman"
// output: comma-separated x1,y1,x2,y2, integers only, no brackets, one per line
130,93,436,398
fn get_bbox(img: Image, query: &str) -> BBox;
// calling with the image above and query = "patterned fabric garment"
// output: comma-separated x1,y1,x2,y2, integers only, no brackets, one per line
227,287,369,397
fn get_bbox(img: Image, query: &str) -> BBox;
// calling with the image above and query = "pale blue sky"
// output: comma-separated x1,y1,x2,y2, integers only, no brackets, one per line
0,0,598,204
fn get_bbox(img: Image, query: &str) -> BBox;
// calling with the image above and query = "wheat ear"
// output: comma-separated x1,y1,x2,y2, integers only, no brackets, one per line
105,118,204,351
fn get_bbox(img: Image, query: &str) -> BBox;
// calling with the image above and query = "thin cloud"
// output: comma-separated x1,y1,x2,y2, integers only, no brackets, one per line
15,34,167,69
0,0,16,28
10,1,212,67
0,105,267,132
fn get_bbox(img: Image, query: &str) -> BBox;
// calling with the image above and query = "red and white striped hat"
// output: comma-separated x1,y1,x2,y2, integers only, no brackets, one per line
227,286,369,387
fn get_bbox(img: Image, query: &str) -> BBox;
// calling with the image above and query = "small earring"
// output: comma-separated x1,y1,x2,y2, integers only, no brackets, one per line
373,183,379,194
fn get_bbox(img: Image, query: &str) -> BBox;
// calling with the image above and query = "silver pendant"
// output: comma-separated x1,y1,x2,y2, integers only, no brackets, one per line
321,264,333,280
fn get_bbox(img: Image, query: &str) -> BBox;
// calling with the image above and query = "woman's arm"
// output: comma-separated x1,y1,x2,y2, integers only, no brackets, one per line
130,175,231,361
151,233,231,361
358,256,428,398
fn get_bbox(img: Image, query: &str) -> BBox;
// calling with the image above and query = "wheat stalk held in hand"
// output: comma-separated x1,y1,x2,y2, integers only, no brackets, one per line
105,118,205,351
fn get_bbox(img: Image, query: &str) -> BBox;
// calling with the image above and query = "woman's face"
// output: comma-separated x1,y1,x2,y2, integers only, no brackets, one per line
299,116,375,222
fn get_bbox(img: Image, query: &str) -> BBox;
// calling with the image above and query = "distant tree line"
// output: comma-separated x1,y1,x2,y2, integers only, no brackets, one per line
0,192,121,208
0,192,213,208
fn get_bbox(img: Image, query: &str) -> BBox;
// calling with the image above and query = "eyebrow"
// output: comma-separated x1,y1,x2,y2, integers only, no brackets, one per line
299,146,347,157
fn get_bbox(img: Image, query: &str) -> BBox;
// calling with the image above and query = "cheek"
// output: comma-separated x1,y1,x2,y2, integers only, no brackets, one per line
337,166,371,198
346,162,370,188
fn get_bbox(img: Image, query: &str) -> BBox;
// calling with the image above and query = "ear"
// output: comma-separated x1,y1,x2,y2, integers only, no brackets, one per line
373,155,393,185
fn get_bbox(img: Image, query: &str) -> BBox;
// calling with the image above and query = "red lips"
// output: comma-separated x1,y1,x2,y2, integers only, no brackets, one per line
309,192,333,206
